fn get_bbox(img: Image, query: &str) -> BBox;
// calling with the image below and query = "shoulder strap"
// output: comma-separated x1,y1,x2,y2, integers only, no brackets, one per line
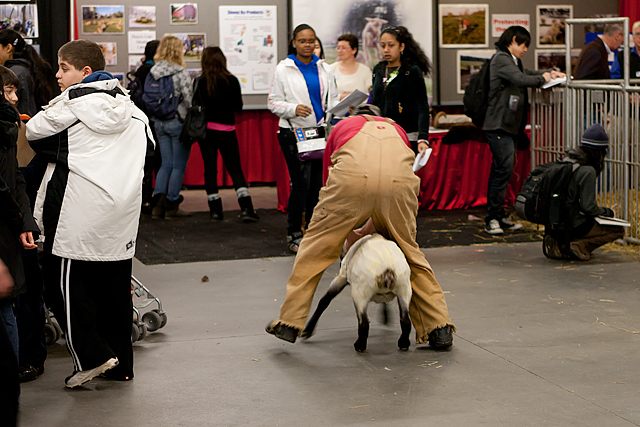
362,114,395,125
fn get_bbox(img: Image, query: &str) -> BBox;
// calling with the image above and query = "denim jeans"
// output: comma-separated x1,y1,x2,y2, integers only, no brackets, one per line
0,300,18,361
277,128,323,236
486,131,516,222
153,119,191,202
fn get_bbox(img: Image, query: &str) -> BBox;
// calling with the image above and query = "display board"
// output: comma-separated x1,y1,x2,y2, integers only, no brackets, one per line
75,0,288,109
219,5,277,95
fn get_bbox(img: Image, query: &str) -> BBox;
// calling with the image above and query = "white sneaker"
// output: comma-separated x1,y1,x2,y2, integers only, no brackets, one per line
499,217,523,231
65,357,119,388
485,219,504,235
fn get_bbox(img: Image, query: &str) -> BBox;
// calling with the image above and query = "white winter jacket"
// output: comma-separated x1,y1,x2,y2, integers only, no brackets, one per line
26,79,154,261
268,56,339,128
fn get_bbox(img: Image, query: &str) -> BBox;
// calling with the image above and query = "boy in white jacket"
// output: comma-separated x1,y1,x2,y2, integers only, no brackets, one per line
26,40,153,388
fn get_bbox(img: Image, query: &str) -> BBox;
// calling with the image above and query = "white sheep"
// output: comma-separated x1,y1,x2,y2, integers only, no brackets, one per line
302,233,412,352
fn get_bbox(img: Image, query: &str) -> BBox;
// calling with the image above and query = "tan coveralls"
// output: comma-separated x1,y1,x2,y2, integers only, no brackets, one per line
272,116,454,344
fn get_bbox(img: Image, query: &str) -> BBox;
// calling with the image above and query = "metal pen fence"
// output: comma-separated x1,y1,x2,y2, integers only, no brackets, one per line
531,17,640,242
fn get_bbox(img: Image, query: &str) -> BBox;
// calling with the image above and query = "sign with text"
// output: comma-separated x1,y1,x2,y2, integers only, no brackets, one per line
219,5,278,95
491,14,530,38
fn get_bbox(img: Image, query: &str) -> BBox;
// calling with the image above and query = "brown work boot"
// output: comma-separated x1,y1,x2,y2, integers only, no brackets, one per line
543,235,565,260
569,242,591,261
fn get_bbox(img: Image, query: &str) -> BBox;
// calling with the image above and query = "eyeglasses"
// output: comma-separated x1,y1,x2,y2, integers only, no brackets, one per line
295,39,316,45
383,26,401,35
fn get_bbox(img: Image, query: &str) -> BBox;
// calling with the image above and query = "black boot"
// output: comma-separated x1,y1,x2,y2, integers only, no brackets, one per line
165,195,192,219
208,198,223,221
238,196,259,223
151,194,166,220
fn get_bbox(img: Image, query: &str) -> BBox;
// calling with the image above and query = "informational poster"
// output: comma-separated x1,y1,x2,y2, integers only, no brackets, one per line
219,6,278,95
128,30,157,54
491,14,530,37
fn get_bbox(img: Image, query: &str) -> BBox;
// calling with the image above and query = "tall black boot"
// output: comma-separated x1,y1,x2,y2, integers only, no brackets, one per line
208,198,223,221
151,194,166,220
238,196,259,223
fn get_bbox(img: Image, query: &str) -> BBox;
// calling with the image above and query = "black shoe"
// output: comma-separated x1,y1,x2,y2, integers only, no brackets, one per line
265,322,299,343
165,196,192,219
208,198,223,221
287,231,303,254
238,196,259,223
19,365,44,383
151,194,166,220
428,325,453,349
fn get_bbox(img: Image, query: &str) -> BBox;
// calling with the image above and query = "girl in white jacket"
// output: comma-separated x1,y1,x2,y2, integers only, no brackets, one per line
268,24,338,253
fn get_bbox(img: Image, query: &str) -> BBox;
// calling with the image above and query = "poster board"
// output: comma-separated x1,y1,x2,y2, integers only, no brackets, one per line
219,5,278,95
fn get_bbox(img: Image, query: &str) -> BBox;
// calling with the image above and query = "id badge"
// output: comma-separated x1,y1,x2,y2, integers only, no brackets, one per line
509,95,520,111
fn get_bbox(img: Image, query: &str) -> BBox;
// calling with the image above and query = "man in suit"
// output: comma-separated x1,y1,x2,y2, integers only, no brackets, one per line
574,23,624,80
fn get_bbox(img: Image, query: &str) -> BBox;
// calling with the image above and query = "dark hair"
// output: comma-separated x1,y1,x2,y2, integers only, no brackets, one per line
0,66,19,88
381,26,431,76
288,24,316,56
0,29,55,108
0,72,20,121
337,34,359,57
496,25,531,51
314,37,325,59
578,146,607,175
144,40,160,63
201,46,231,97
58,39,106,73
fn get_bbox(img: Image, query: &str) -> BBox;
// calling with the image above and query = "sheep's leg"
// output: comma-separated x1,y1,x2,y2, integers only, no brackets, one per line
379,302,389,325
397,296,412,351
353,301,370,352
301,275,348,339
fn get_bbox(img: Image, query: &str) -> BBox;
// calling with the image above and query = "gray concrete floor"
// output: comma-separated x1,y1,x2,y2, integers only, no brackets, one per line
18,238,640,426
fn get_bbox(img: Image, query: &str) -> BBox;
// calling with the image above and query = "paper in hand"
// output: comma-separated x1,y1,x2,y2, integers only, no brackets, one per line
541,76,566,89
327,89,369,117
413,148,432,172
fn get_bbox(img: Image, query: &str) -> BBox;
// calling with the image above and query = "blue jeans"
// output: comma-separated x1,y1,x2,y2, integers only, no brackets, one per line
486,131,516,222
0,300,18,362
153,119,191,202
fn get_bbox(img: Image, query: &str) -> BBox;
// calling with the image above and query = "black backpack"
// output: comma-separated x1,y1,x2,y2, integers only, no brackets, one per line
515,160,580,228
126,71,146,113
463,55,493,127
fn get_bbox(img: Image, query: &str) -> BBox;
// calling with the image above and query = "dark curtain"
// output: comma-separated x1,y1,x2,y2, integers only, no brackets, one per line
36,0,70,71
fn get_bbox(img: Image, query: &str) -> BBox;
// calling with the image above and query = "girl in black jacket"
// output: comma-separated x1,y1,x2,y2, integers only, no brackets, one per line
371,26,431,154
195,46,258,222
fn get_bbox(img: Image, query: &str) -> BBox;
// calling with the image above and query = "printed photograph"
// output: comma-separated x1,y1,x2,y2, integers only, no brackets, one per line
439,4,489,48
0,4,39,38
535,49,581,73
98,42,117,66
537,5,572,48
82,5,125,34
456,49,493,94
187,68,201,80
170,3,198,25
169,33,206,61
129,6,156,28
112,72,125,85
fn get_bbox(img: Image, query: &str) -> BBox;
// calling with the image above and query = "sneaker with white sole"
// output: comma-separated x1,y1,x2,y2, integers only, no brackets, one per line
65,357,119,388
485,219,504,235
499,217,523,231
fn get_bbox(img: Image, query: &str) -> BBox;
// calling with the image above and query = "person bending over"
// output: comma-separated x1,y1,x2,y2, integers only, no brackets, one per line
266,107,455,349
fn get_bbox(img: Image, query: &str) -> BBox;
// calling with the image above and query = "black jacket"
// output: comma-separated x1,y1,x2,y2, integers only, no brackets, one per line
0,103,39,292
371,62,429,141
564,148,613,237
4,58,37,118
195,74,243,125
574,38,610,80
483,49,545,136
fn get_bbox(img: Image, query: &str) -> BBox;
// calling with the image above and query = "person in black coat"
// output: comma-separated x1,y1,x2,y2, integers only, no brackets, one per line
195,46,259,222
573,24,624,80
543,124,625,261
370,26,430,154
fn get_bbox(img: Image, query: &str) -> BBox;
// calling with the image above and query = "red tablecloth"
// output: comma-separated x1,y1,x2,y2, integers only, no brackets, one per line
182,111,530,212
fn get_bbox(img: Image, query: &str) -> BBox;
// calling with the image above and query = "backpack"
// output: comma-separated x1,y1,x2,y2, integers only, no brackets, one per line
463,55,493,127
514,160,580,228
142,72,179,120
126,71,146,113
